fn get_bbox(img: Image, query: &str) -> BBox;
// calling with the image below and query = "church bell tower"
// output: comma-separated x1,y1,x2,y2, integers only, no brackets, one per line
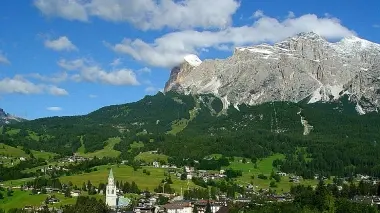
106,168,117,207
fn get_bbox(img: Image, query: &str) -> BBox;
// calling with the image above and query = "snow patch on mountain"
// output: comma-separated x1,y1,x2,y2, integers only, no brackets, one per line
355,103,366,115
184,54,202,67
308,87,323,104
233,103,240,111
236,46,274,55
221,96,230,110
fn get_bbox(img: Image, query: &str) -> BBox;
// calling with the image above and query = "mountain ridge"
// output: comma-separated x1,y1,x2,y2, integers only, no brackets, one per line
164,32,380,114
0,108,25,125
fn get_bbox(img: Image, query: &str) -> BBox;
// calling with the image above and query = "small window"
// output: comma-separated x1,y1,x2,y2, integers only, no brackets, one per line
112,189,114,194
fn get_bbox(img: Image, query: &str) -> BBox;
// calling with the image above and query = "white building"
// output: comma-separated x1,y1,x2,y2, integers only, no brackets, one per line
70,190,81,197
153,161,160,168
164,202,192,213
106,169,118,207
105,169,132,209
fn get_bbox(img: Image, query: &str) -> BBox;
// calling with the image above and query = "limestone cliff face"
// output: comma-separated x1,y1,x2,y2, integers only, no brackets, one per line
164,32,380,113
0,108,25,125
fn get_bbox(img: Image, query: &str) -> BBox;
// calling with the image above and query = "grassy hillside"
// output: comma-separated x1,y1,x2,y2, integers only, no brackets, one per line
0,143,27,157
76,137,121,158
135,152,169,163
59,165,194,192
0,189,103,211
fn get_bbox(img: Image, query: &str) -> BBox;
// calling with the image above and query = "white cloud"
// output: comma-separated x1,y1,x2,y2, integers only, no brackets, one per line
0,52,10,64
58,58,86,70
89,94,97,98
110,58,122,67
49,86,69,96
0,76,43,94
145,86,160,94
44,36,77,51
59,58,140,86
110,12,354,68
35,0,88,21
29,72,68,83
34,0,239,30
0,75,68,96
46,106,62,111
252,10,264,18
287,11,295,18
137,67,151,74
373,24,380,28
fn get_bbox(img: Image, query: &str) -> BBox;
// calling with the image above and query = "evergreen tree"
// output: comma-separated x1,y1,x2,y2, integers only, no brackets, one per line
64,187,71,198
82,182,87,191
205,200,212,213
193,206,198,213
87,180,92,192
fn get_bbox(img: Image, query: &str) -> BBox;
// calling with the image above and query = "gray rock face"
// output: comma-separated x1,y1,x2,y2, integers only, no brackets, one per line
0,108,6,117
0,108,25,125
164,32,380,113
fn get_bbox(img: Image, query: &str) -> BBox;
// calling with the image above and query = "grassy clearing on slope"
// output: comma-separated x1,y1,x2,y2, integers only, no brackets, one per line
0,143,57,160
167,119,188,135
167,105,200,135
59,165,194,192
226,154,285,175
0,189,104,211
77,136,85,154
225,154,328,193
0,143,27,157
0,190,46,211
6,129,20,136
31,150,58,160
2,178,35,187
27,130,40,141
130,141,144,149
76,137,121,158
135,152,169,163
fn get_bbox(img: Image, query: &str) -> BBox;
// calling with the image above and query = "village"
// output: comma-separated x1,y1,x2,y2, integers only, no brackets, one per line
2,154,380,213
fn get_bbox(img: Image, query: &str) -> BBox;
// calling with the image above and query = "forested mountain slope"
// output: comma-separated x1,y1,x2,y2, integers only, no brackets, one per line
1,92,380,177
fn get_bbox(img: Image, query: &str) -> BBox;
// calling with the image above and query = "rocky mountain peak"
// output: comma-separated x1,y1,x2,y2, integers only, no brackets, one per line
0,108,6,117
0,108,26,125
164,54,203,93
164,32,380,114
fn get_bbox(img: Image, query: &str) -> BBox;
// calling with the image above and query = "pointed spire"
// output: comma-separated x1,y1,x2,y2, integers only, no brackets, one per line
109,168,114,179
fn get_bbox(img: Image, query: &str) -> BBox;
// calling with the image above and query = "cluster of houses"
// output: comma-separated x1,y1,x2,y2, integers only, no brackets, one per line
152,164,228,182
40,165,69,173
0,155,27,166
152,161,177,169
352,196,380,206
289,175,301,183
20,185,82,198
61,154,89,163
162,200,227,213
133,192,159,213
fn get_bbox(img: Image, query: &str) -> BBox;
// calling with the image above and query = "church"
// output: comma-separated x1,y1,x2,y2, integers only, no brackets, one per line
106,168,131,209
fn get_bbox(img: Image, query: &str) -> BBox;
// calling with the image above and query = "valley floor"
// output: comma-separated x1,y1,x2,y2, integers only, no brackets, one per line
0,153,327,211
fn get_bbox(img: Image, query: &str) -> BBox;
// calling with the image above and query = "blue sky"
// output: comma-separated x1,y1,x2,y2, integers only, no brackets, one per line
0,0,379,119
